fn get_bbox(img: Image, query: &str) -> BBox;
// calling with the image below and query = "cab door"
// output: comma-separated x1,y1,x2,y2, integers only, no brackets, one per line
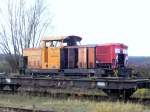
48,47,61,69
117,53,125,67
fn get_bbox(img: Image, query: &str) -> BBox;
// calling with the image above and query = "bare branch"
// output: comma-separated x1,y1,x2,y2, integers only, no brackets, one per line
0,0,51,72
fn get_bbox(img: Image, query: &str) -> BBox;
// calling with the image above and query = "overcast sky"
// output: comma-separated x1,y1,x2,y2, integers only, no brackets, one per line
47,0,150,56
0,0,150,56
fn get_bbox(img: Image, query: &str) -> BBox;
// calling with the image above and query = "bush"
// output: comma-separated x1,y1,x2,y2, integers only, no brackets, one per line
130,64,150,78
0,61,11,73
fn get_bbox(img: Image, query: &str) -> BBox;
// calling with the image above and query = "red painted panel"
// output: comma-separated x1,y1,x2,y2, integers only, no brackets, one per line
96,43,128,65
96,45,112,64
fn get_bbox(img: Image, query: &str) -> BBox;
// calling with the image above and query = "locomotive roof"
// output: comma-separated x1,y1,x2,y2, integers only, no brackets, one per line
41,35,82,42
65,44,97,48
98,43,128,48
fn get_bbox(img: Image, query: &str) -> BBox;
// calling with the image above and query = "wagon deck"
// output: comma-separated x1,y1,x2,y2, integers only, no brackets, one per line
0,76,150,99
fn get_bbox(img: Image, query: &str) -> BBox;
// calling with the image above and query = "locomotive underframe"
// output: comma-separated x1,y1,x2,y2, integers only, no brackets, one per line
22,66,132,78
25,68,105,77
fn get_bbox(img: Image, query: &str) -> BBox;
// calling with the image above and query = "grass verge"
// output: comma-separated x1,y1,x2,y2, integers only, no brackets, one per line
0,94,149,112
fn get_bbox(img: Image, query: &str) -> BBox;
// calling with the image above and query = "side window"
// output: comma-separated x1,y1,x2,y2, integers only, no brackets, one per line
125,56,128,65
44,41,62,47
115,48,120,54
123,49,128,54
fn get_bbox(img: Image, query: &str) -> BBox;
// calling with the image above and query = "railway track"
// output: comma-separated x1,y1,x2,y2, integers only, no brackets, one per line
0,106,55,112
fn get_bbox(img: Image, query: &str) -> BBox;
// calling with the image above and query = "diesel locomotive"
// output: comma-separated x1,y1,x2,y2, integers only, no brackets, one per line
19,35,131,77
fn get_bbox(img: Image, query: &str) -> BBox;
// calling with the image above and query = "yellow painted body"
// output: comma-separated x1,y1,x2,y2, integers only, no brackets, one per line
41,48,48,69
48,48,60,69
41,47,61,69
23,48,42,69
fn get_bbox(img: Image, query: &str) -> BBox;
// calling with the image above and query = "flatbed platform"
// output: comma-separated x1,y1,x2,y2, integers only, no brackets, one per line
0,76,150,99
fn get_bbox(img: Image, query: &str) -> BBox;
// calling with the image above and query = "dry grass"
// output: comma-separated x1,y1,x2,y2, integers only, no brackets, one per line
0,94,149,112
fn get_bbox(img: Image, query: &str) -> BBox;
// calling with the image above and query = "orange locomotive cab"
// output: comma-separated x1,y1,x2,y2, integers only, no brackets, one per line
20,35,82,75
41,38,62,69
40,36,82,70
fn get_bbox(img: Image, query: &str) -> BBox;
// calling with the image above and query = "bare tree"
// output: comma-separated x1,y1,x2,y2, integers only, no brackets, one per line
0,0,51,72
